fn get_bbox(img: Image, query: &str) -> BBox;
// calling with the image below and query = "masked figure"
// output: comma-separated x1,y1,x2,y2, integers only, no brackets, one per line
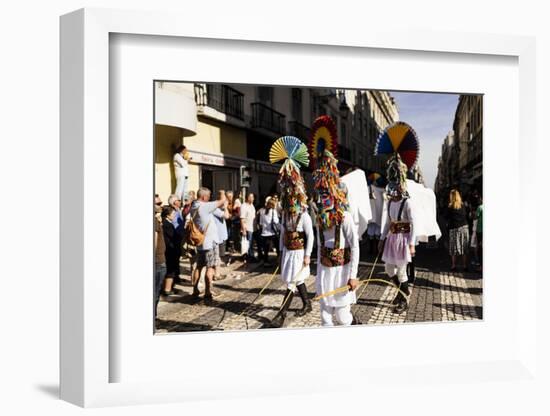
309,116,360,326
268,136,315,328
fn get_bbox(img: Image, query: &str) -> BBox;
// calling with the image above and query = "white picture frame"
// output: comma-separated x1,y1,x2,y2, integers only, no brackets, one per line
60,7,539,408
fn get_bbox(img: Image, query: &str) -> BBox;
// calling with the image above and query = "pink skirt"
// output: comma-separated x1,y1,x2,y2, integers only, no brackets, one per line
382,232,412,266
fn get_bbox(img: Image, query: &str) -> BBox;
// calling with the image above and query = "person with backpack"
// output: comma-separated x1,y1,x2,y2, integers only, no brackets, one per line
188,187,227,301
257,196,280,267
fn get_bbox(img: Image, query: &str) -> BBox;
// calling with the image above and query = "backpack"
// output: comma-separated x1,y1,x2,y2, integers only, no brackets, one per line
185,209,210,247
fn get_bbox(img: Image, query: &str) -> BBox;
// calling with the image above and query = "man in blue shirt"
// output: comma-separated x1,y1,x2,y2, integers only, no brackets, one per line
190,187,227,301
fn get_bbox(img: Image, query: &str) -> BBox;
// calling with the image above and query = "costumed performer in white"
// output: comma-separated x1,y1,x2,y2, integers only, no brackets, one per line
268,136,315,328
313,150,360,326
378,154,416,314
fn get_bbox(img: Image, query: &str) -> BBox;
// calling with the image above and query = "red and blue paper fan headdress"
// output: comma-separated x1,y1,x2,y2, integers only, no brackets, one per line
308,115,338,167
270,136,309,215
375,121,420,198
309,115,348,229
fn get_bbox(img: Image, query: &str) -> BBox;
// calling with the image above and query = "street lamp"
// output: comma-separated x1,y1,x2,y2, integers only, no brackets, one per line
338,91,350,120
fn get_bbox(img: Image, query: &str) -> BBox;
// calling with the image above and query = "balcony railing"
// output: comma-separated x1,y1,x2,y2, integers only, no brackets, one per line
338,144,352,161
287,121,310,141
250,102,286,135
194,83,244,120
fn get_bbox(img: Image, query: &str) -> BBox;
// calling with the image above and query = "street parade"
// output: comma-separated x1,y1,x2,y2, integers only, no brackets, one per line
153,85,483,333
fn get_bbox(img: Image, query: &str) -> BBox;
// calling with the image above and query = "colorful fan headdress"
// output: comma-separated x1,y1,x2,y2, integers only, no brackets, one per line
270,136,309,215
308,115,338,168
375,121,420,199
375,121,420,169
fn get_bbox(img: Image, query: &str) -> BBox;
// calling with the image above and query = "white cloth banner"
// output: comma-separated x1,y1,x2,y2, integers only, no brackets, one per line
379,179,441,244
369,185,386,226
340,169,372,240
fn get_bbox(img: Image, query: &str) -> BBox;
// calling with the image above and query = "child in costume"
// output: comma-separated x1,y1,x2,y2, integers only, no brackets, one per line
309,116,359,326
268,136,315,328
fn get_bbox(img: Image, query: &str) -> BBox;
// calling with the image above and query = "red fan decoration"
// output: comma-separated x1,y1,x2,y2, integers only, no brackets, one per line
309,115,338,166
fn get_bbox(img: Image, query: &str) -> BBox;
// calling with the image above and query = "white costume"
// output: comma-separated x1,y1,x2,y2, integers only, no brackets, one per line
367,185,385,238
279,211,314,289
316,212,360,326
340,169,372,240
173,152,189,201
380,197,415,283
403,179,441,244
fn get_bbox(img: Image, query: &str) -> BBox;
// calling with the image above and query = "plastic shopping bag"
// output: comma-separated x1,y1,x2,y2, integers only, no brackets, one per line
240,236,249,255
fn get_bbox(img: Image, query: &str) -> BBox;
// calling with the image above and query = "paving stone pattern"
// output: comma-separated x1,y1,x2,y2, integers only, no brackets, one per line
156,245,482,333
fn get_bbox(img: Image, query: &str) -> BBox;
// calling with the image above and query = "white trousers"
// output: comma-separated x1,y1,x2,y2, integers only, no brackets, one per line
174,174,188,201
320,303,353,326
385,263,408,283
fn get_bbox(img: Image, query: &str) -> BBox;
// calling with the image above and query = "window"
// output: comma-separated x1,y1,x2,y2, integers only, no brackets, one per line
257,86,274,107
291,88,303,122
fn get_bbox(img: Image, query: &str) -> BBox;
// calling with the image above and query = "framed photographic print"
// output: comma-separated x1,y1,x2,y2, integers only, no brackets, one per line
60,7,538,409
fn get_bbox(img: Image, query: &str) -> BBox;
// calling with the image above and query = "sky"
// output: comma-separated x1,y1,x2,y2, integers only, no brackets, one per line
389,91,459,189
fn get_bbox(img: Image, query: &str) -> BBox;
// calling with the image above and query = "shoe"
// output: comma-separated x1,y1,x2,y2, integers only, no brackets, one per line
204,290,220,301
390,276,400,305
394,282,410,313
295,302,312,317
295,283,312,317
270,311,287,328
450,266,457,271
270,289,294,328
394,299,409,314
191,289,200,298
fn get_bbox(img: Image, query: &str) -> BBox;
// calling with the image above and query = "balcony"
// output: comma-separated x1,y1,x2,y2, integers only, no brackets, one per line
250,102,286,135
194,83,244,120
287,121,310,141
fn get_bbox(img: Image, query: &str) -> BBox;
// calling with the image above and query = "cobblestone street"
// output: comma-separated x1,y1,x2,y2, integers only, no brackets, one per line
156,242,482,333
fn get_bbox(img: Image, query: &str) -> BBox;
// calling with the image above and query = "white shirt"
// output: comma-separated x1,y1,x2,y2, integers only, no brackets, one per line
259,208,280,237
240,202,256,232
380,197,415,242
173,153,188,177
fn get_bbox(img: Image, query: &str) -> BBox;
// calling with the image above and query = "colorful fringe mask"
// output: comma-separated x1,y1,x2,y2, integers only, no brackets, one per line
269,136,309,215
385,153,409,199
312,150,349,230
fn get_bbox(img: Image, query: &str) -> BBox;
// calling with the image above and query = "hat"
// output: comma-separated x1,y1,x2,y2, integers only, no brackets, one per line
375,121,420,199
269,136,310,215
308,115,338,168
